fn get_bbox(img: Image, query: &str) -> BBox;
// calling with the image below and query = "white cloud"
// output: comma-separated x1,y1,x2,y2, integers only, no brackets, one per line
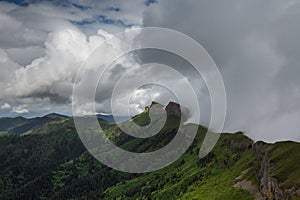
1,103,11,110
12,104,28,114
0,0,148,117
0,26,145,116
5,45,45,66
1,0,299,143
5,28,115,98
0,0,148,66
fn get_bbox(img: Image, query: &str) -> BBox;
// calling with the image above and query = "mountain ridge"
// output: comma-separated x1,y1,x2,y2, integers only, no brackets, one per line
0,105,299,199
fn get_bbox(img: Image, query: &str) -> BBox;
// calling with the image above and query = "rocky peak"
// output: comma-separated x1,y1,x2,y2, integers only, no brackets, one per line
144,101,181,118
165,102,181,118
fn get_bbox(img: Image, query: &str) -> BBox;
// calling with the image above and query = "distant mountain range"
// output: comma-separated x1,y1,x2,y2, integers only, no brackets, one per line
96,114,131,123
0,112,131,136
0,103,299,199
0,113,69,136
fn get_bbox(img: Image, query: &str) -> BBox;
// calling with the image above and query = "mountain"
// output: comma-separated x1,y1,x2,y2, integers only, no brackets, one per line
0,116,27,134
43,113,69,120
96,114,130,123
0,105,299,199
0,113,69,135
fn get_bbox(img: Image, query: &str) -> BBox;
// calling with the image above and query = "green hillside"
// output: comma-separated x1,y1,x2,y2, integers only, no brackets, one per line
268,141,300,189
0,108,299,199
0,113,69,135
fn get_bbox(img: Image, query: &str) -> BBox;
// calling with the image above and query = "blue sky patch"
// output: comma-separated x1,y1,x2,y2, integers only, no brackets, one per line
72,3,90,10
146,0,157,6
71,19,96,26
96,15,126,26
108,7,121,12
3,0,29,6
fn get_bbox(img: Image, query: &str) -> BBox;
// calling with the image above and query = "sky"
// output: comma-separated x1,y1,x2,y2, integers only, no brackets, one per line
0,0,300,142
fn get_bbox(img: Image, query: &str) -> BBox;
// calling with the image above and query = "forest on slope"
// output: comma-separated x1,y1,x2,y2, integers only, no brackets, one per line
0,106,299,200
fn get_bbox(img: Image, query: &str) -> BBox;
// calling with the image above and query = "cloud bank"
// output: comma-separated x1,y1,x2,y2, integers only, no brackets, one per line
0,0,299,142
0,0,150,117
143,0,300,142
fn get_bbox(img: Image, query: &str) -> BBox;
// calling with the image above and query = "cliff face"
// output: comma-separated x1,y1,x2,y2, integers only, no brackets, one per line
259,152,283,199
165,102,181,118
252,142,300,199
145,101,181,118
143,102,300,199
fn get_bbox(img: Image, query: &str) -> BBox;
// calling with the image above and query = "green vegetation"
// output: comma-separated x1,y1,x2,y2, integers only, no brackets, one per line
104,133,255,200
0,110,299,199
0,114,69,135
268,141,300,188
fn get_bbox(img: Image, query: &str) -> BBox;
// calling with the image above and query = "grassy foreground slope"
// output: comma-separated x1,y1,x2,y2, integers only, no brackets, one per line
47,116,255,200
103,132,255,200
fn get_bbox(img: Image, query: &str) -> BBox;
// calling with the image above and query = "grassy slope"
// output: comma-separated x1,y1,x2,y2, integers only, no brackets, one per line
46,111,255,199
103,131,255,200
0,110,299,199
268,141,300,189
0,116,68,135
48,120,300,200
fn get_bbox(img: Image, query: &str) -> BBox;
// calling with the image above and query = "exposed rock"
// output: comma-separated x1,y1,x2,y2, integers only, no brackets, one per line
222,134,253,153
253,142,300,199
252,141,267,155
232,142,300,200
144,102,165,115
235,169,250,181
229,140,252,153
165,102,181,118
234,180,265,200
234,169,265,200
259,153,284,199
144,101,181,118
145,106,151,111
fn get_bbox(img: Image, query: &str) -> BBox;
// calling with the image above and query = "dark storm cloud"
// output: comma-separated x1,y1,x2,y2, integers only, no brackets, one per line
0,0,299,143
143,0,300,142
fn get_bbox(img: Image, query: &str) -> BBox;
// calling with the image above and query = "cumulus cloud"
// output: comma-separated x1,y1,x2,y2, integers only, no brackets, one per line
143,0,300,142
1,0,299,143
0,0,149,117
0,25,160,118
12,104,28,114
0,0,149,66
1,28,134,113
1,103,11,110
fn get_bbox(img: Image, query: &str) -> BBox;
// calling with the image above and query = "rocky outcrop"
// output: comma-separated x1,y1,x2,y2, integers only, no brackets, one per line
144,102,165,115
252,141,267,155
234,169,265,200
258,153,283,199
221,133,253,153
229,140,252,153
253,142,300,199
165,102,181,118
144,101,182,118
